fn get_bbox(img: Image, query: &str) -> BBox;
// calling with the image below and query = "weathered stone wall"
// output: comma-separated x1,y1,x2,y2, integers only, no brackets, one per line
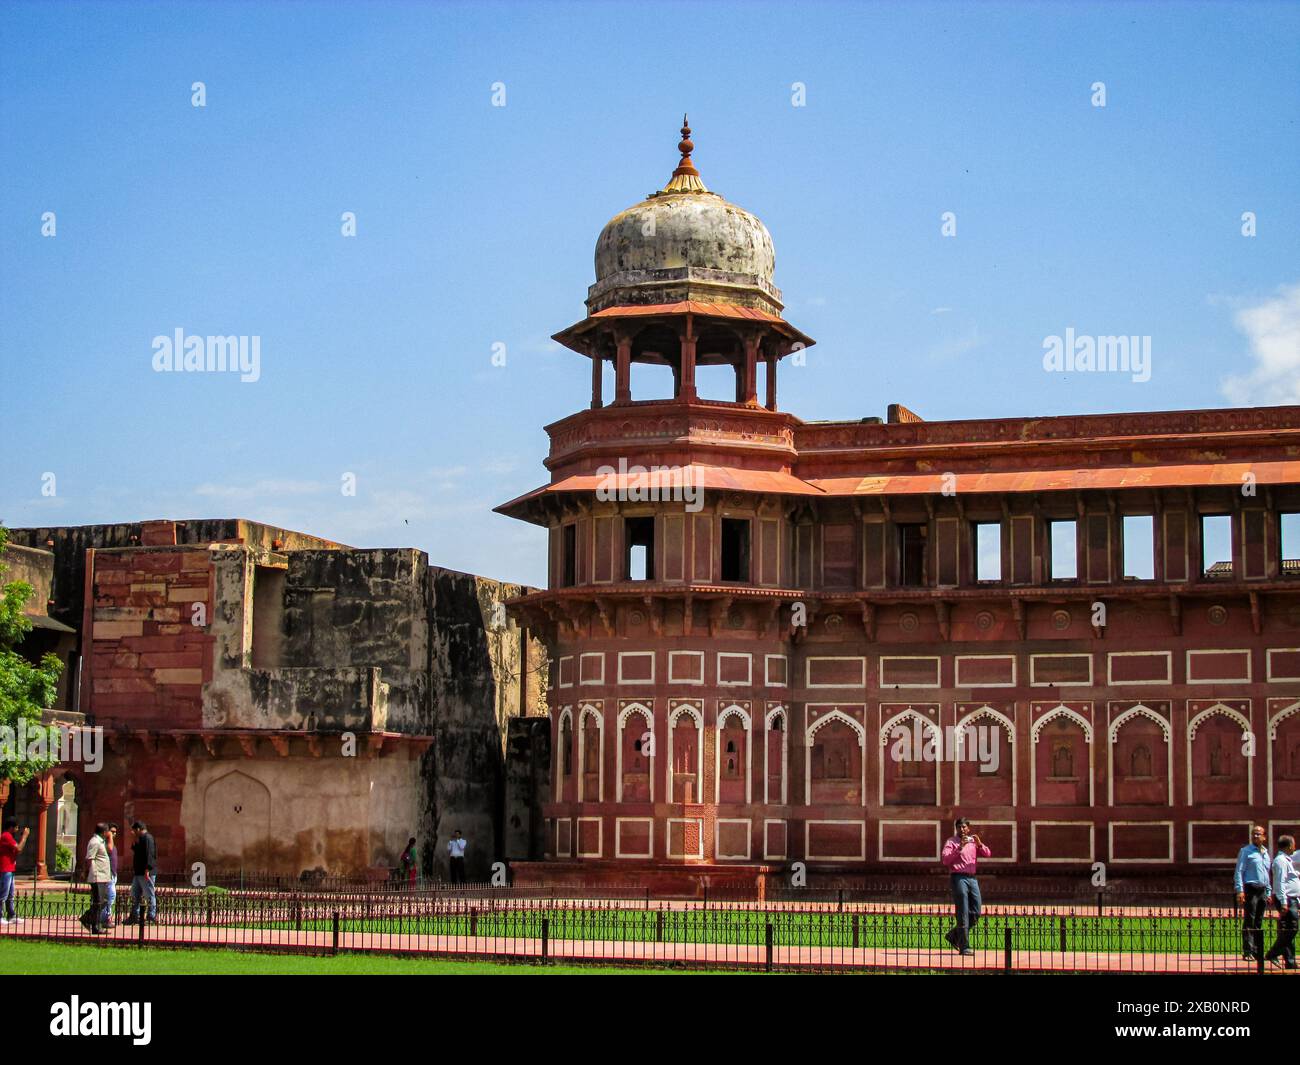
504,717,551,861
3,542,55,611
85,546,216,729
181,750,424,875
424,568,548,878
279,548,430,733
9,519,344,631
9,519,548,880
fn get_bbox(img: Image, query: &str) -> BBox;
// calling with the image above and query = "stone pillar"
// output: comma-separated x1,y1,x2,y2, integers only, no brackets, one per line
590,352,603,409
765,352,777,410
35,774,54,879
678,320,698,401
614,332,632,405
741,334,760,406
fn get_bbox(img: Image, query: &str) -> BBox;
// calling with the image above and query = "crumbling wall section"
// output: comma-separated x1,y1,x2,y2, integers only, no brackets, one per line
425,568,539,879
504,716,550,861
279,548,429,733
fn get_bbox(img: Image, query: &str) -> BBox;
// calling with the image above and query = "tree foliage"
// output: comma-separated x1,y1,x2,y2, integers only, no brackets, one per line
0,527,62,783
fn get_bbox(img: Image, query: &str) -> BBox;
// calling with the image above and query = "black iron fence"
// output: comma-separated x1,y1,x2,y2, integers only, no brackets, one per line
5,880,1292,973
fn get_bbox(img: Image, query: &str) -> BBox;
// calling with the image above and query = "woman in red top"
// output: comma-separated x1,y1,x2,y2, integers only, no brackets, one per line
0,818,30,925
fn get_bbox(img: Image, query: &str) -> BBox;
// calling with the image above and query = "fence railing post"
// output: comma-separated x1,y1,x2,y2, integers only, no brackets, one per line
1058,916,1066,953
541,916,549,962
765,921,774,972
852,913,860,949
332,910,339,956
470,907,478,936
1003,926,1012,972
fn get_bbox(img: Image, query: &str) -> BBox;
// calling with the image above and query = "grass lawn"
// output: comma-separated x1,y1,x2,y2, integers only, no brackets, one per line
0,938,707,975
248,909,1243,954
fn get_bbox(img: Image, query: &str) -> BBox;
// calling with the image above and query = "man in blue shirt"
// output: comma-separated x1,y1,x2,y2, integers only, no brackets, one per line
1233,824,1271,962
1265,834,1299,970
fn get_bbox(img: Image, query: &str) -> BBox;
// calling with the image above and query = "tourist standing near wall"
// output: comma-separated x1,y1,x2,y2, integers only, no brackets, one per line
941,817,990,957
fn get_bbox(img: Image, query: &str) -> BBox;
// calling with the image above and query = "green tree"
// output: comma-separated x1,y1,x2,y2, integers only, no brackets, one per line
0,526,62,783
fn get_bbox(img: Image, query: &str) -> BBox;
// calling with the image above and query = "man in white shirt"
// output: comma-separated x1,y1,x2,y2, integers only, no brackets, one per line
80,823,112,935
1266,834,1300,970
448,830,467,885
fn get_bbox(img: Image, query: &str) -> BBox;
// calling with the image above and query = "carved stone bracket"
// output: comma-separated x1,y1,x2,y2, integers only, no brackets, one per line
593,596,617,638
859,601,876,642
934,600,951,641
643,595,664,636
708,596,733,638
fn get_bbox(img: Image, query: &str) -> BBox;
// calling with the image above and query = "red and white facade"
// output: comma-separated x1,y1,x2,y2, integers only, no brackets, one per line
500,126,1300,883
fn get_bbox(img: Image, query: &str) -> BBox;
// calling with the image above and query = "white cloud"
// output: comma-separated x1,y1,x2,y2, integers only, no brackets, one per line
1220,282,1300,405
193,478,329,499
926,324,982,362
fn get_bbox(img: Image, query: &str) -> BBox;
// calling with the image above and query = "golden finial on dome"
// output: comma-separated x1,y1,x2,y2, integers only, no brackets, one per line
662,113,708,194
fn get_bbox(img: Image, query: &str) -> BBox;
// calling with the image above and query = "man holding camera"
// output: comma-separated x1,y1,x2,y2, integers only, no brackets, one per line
941,817,990,957
0,818,30,925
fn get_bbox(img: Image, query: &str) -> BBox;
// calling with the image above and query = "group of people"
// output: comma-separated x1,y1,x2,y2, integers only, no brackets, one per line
79,820,157,935
1235,824,1300,969
939,817,1300,967
398,830,469,885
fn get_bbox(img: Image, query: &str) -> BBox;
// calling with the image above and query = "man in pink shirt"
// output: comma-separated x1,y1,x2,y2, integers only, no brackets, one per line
941,817,990,956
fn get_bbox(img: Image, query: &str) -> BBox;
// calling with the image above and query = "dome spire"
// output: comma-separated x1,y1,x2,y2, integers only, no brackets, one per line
662,113,709,194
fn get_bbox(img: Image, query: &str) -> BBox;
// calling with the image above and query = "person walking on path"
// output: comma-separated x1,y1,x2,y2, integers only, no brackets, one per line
1234,824,1272,962
1265,834,1300,970
100,823,119,929
80,823,111,935
941,817,990,957
123,820,157,924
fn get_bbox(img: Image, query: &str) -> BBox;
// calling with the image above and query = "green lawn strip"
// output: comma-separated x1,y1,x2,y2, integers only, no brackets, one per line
15,897,1246,954
227,909,1241,954
0,938,711,975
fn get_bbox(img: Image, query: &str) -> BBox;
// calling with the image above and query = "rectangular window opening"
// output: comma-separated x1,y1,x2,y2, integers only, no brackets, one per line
1049,520,1078,580
973,522,1002,582
1200,514,1232,578
720,518,751,583
561,523,577,587
251,565,286,669
1282,512,1300,577
625,516,655,581
1122,514,1155,580
898,523,927,586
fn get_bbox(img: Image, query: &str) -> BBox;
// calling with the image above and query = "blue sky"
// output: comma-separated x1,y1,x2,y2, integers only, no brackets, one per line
2,0,1297,587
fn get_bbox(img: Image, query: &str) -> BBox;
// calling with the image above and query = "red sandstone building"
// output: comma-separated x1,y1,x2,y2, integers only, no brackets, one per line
501,121,1300,888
